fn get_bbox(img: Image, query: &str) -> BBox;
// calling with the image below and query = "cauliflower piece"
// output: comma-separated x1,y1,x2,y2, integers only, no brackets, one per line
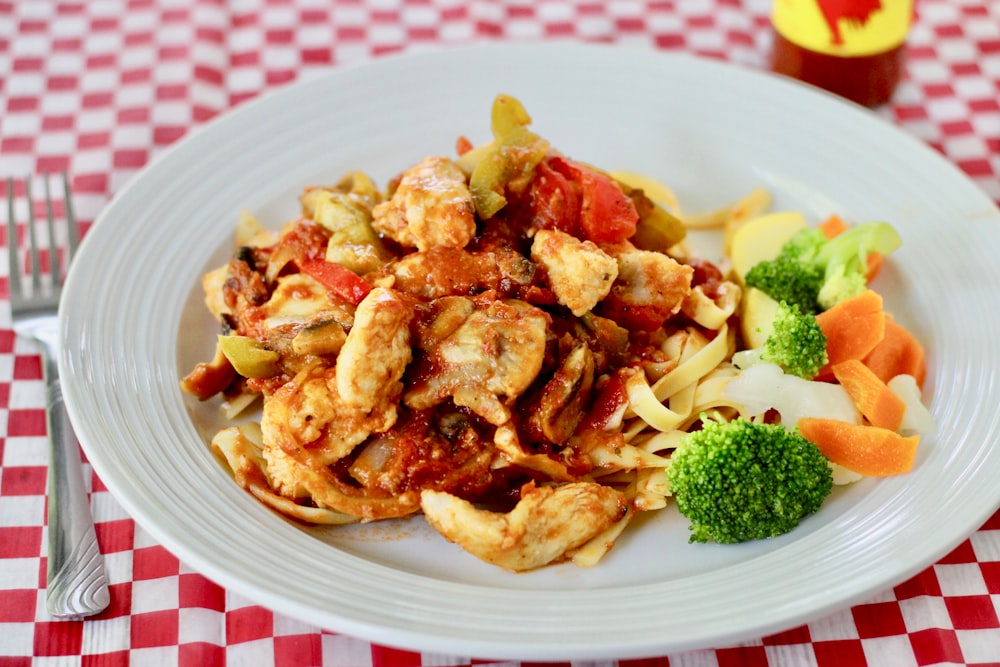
887,374,936,436
530,228,618,317
722,362,860,428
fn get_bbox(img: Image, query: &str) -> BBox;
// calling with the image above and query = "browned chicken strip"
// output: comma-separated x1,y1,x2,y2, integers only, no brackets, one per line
421,482,628,571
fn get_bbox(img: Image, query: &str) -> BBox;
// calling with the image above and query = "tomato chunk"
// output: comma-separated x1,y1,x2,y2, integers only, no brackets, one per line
541,157,638,244
576,166,638,244
529,158,581,237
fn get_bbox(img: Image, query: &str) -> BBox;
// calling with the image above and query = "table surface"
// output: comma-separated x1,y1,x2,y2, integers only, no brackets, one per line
2,1,1000,665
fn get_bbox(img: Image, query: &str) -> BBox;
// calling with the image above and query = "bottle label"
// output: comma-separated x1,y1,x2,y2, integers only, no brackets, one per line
772,0,913,57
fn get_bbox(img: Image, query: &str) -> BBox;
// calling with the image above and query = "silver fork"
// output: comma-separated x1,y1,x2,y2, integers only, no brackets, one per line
6,173,110,617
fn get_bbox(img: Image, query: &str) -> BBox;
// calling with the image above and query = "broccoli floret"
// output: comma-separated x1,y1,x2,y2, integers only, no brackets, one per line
666,415,833,544
817,265,869,311
813,222,901,309
779,227,828,261
733,301,828,379
762,301,828,379
744,221,901,313
744,252,824,314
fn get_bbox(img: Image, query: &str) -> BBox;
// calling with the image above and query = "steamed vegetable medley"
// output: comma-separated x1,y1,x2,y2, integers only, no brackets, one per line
181,94,934,569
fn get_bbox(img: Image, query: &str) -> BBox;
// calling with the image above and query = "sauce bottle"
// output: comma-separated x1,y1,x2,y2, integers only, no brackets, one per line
769,0,914,107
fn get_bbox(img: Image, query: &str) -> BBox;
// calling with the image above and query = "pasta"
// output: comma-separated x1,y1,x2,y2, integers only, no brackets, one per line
180,94,923,571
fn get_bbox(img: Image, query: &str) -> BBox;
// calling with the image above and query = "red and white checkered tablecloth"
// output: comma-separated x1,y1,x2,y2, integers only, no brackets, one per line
2,1,999,665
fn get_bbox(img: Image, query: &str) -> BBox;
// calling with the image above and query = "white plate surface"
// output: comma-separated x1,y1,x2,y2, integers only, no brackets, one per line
61,43,1000,660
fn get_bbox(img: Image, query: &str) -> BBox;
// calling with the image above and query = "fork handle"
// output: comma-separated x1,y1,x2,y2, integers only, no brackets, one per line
41,341,111,617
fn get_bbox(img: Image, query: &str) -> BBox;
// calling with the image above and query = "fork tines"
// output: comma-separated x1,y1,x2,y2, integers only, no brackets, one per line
6,173,79,304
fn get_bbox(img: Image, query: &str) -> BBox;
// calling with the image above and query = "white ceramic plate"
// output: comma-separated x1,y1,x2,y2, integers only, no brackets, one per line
61,43,1000,660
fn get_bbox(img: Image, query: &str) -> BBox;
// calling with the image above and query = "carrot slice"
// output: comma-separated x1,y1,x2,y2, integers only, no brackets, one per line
831,359,906,431
863,316,927,389
815,289,885,380
798,417,919,476
818,214,849,239
864,253,884,283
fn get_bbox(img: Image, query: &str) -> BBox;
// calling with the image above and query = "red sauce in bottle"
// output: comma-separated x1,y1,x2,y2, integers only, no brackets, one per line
769,0,913,107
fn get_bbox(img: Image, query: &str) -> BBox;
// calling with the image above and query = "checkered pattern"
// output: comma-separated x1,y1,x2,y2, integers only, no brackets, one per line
2,0,999,664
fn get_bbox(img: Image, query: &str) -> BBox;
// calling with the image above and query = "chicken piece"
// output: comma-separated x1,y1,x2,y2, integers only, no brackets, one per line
530,229,618,316
372,156,476,251
335,287,414,415
260,363,392,498
599,243,694,331
420,482,628,571
261,361,424,520
376,247,500,300
258,272,356,346
405,297,549,425
374,246,537,302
